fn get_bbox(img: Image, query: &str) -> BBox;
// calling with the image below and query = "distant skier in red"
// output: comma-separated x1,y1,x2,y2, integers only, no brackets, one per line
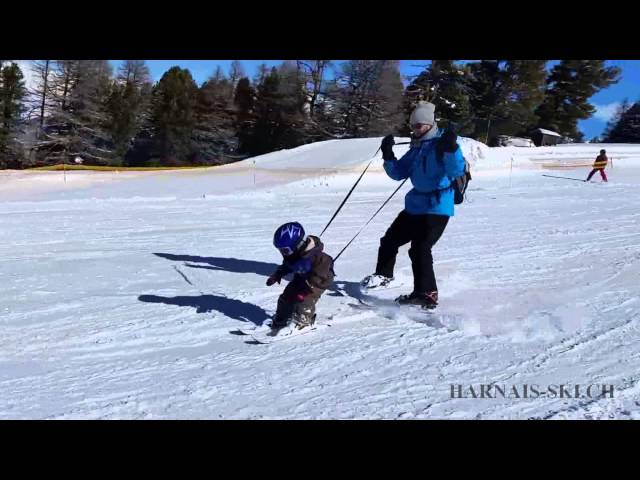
585,149,608,182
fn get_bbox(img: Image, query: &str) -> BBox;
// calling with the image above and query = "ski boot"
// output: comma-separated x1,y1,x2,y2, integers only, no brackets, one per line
361,274,394,290
395,291,438,310
293,312,316,330
269,315,291,333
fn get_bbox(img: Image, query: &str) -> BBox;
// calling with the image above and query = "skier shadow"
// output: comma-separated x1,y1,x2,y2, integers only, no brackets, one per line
138,294,270,326
326,279,367,302
153,253,278,277
153,252,367,302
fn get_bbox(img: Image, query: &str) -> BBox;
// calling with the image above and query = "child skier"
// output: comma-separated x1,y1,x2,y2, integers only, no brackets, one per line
266,222,335,330
585,149,608,182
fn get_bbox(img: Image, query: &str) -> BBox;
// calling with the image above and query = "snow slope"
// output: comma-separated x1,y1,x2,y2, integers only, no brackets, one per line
1,138,640,419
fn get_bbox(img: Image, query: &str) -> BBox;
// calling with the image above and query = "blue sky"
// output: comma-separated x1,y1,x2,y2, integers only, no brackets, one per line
110,60,640,139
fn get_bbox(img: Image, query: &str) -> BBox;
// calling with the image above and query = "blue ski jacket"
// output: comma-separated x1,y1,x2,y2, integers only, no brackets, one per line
383,129,466,216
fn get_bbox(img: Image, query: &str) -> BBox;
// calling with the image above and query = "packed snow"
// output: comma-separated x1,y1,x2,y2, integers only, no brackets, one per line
1,138,640,419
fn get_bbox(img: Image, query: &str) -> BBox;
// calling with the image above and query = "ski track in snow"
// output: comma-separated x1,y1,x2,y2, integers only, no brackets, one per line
1,139,640,419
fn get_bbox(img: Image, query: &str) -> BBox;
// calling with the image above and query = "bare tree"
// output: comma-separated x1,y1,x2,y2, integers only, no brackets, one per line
34,60,114,164
366,60,405,135
117,60,151,87
323,60,403,137
228,60,245,97
253,63,269,86
51,60,80,112
296,60,331,119
29,60,56,130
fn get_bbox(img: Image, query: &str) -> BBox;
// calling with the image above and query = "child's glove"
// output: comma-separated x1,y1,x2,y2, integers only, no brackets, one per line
266,275,281,286
290,258,312,276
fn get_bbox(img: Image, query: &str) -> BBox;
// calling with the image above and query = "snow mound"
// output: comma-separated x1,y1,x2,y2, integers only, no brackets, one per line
241,136,491,172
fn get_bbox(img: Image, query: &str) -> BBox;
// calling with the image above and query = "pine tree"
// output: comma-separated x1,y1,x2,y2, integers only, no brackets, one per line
466,60,548,141
604,101,640,142
234,77,254,114
501,60,547,136
404,60,473,135
106,60,152,163
243,65,307,155
602,99,631,141
0,62,27,167
233,77,256,155
467,60,509,141
191,68,237,163
149,66,199,165
1,63,27,126
245,68,280,154
535,60,621,139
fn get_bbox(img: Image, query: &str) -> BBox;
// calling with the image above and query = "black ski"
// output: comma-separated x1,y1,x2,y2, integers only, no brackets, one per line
542,174,586,182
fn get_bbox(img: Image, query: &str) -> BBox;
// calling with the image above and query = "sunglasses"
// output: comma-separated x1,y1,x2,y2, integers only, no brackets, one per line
412,123,432,129
278,246,294,256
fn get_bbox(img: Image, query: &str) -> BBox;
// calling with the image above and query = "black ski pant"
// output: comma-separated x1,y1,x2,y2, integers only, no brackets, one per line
375,210,449,294
274,278,324,324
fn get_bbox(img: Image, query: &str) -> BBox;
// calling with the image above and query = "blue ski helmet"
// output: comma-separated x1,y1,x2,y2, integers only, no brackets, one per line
273,222,306,256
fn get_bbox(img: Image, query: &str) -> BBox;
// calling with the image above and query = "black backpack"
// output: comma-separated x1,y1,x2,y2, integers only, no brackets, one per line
452,158,471,204
433,135,471,205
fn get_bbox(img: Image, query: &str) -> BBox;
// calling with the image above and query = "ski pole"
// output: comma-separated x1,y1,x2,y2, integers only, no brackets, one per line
320,140,412,238
333,178,408,262
319,146,380,237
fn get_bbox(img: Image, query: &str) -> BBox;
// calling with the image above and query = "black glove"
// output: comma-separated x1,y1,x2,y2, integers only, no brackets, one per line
381,134,396,161
437,128,458,155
